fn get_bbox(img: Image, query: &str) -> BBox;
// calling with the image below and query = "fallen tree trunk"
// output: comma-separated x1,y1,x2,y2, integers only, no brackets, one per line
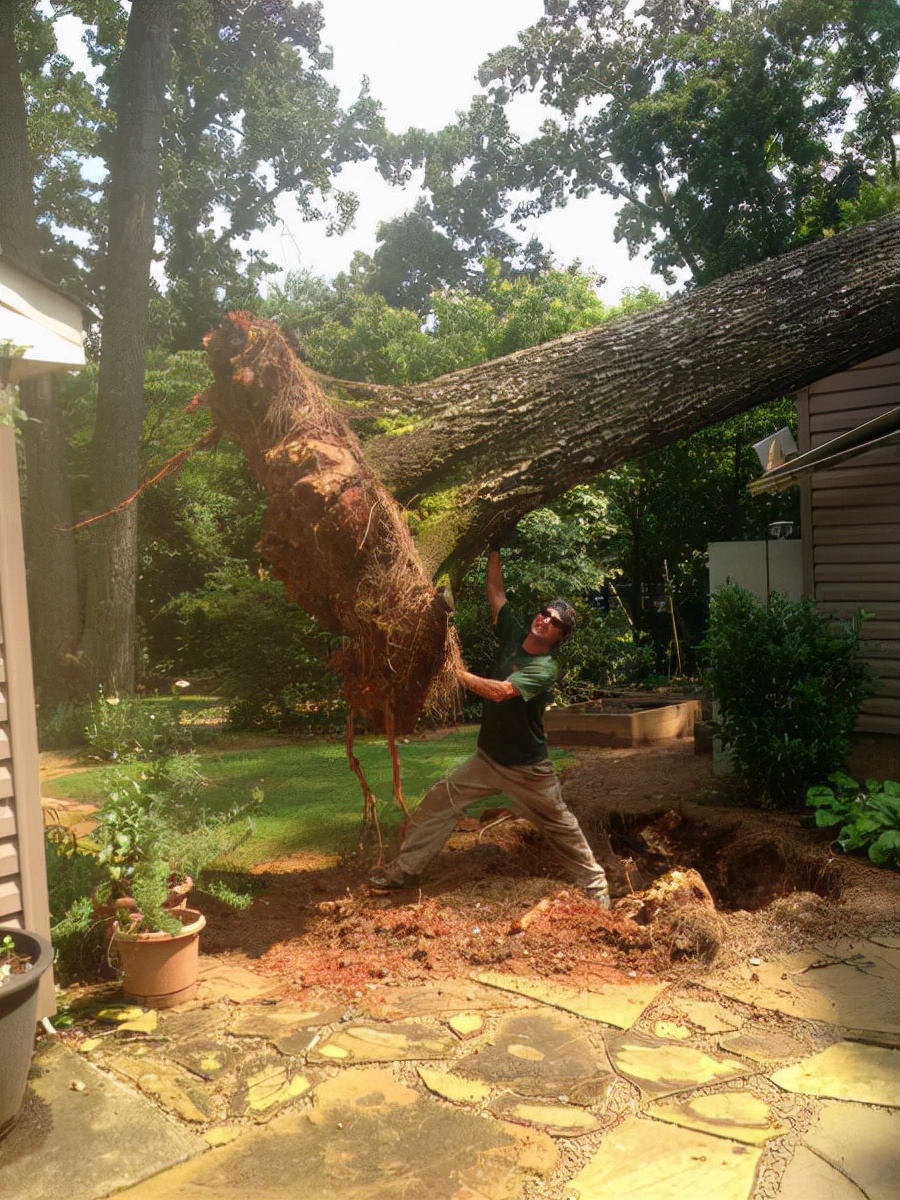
339,214,899,580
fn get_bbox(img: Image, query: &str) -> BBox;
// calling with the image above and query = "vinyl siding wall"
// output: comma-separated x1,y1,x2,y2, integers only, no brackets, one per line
797,349,900,736
0,422,54,1015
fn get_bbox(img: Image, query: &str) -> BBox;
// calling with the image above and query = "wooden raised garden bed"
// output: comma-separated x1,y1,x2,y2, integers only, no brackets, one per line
545,696,703,748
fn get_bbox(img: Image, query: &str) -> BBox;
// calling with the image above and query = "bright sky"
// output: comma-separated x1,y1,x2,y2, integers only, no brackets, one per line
52,0,672,302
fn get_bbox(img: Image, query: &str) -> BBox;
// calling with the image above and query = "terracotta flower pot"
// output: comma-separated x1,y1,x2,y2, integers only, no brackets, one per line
0,926,54,1138
110,908,206,1009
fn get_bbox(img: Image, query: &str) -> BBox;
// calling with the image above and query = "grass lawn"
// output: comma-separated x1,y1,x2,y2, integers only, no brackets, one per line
48,728,574,867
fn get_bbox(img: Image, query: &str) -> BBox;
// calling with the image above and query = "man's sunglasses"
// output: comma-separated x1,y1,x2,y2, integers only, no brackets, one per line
539,607,566,631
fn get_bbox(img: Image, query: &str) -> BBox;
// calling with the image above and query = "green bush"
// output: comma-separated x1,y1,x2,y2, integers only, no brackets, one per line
44,821,109,982
85,687,193,761
556,607,657,701
806,774,900,869
164,568,344,731
703,585,873,808
38,700,92,751
46,745,261,982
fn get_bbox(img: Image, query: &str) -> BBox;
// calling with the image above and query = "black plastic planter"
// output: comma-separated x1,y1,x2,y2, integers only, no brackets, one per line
0,926,53,1138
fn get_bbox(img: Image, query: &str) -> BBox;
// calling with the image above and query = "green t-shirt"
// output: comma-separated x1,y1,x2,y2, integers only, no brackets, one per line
477,603,557,766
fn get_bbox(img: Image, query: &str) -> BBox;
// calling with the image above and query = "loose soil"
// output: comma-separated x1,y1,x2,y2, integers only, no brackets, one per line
199,741,900,1002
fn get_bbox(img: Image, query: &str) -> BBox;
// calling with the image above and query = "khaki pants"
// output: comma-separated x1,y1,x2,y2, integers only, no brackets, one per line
394,750,608,890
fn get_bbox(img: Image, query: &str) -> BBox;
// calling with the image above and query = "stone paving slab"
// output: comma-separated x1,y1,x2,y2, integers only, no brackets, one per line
111,1067,558,1200
644,1091,790,1145
417,1067,493,1105
447,1012,484,1038
227,1001,346,1045
363,978,526,1019
770,1041,900,1107
0,1042,206,1200
654,1019,692,1040
227,1002,346,1056
454,1009,612,1100
718,1029,810,1064
708,937,900,1033
230,1055,313,1119
488,1094,602,1136
565,1114,762,1200
773,1145,867,1199
474,970,666,1027
672,997,741,1033
103,1049,221,1123
801,1100,900,1200
309,1020,457,1064
606,1032,750,1099
195,957,280,1003
168,1038,239,1080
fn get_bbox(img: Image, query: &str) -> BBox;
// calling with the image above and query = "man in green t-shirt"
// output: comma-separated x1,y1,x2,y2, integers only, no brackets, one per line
369,544,611,907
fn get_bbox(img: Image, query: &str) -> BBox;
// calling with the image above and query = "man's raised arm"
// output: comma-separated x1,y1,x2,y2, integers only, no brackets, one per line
486,540,506,624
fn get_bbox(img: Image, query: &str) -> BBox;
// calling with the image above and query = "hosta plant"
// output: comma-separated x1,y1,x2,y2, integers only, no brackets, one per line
806,773,900,870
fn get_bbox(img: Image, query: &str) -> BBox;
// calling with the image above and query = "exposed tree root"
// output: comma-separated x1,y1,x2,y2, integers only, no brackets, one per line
193,312,464,824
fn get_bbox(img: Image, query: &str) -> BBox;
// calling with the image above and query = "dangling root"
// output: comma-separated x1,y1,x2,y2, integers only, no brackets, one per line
383,707,410,825
61,428,222,531
345,713,384,864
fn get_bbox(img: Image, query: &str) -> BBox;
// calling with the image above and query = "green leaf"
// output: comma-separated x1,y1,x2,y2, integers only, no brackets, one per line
814,808,845,828
869,830,900,868
806,786,837,808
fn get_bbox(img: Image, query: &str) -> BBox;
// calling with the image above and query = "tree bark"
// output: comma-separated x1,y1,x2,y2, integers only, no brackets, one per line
18,374,81,708
0,2,41,268
80,0,174,693
0,3,81,706
342,214,899,580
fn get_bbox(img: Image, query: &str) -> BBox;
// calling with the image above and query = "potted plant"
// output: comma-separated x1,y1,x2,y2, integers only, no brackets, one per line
0,927,54,1137
54,751,260,1006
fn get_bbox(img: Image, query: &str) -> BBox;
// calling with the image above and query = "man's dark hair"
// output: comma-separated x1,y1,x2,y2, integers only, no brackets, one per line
548,598,577,644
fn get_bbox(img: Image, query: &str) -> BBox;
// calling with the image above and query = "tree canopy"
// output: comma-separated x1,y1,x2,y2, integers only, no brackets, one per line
3,0,898,707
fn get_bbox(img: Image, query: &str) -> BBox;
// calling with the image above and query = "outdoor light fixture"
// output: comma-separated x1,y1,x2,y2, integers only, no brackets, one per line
767,520,795,540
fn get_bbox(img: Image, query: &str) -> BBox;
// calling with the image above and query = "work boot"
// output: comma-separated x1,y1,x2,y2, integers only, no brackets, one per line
368,868,421,893
583,882,611,910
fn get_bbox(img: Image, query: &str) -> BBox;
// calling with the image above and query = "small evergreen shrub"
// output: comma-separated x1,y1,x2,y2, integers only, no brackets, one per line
703,585,873,808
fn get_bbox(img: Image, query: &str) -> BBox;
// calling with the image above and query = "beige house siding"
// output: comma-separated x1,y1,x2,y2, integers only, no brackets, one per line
796,349,900,737
0,421,54,1015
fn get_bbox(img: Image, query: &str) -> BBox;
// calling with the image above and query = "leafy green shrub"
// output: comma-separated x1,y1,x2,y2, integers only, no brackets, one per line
806,774,900,869
38,700,92,751
703,585,873,808
89,754,260,915
164,568,343,731
556,607,657,701
85,687,192,761
45,826,108,982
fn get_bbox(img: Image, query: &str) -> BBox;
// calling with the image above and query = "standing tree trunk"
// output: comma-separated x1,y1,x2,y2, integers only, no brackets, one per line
18,374,81,707
0,3,81,708
80,0,174,693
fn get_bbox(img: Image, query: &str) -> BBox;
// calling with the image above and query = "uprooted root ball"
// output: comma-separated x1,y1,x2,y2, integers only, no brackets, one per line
194,312,462,736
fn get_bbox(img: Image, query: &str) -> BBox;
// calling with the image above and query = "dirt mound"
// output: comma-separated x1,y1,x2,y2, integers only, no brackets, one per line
199,743,899,1001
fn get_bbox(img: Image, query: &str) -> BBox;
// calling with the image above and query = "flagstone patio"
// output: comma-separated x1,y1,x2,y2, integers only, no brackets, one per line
3,933,899,1200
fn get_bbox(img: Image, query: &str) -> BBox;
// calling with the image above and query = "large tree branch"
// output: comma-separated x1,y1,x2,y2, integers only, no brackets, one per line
323,215,899,580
